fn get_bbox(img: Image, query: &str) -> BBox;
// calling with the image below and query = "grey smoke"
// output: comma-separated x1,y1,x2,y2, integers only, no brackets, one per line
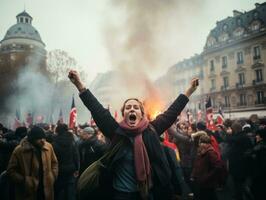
101,0,205,111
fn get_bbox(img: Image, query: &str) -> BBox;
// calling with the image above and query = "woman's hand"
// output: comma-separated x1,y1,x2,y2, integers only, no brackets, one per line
185,78,199,98
68,70,86,92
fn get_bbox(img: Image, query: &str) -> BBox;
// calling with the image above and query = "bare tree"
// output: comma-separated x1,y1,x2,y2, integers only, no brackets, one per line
47,49,78,84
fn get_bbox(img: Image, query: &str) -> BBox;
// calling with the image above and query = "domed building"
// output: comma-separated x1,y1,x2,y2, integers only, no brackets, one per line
0,10,48,113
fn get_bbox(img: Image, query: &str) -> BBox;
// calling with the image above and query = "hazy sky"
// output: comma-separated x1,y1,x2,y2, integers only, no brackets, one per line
0,0,265,81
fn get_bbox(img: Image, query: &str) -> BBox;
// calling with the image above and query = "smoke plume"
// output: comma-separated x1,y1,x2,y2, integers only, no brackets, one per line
102,0,205,112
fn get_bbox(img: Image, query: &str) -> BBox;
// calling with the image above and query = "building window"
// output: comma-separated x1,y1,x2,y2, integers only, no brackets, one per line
240,94,247,106
222,56,227,68
207,37,216,47
234,28,244,37
210,60,215,72
211,79,216,90
223,76,229,88
253,46,261,60
219,33,229,42
25,18,29,23
255,69,263,82
239,73,245,85
224,96,230,107
20,18,23,23
223,24,228,31
256,91,264,104
237,52,244,64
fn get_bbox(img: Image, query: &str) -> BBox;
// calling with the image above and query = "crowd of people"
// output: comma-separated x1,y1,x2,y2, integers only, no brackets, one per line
0,70,265,200
0,122,109,200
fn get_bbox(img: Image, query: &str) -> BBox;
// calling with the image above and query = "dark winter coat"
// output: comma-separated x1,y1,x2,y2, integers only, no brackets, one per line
246,140,266,199
169,128,193,168
7,138,58,200
226,131,252,179
79,137,107,174
79,89,189,200
52,132,80,177
191,144,221,188
0,132,22,173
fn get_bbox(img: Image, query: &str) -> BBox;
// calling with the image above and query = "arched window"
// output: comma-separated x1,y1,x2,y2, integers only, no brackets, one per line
251,21,261,31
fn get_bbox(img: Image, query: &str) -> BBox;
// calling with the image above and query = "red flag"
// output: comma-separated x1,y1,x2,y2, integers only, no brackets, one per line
69,95,77,129
205,96,216,131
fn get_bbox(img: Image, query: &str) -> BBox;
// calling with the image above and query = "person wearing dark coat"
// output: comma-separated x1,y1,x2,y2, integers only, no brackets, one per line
246,128,266,200
226,121,253,200
167,124,194,198
0,127,27,174
52,123,80,200
191,135,220,200
68,70,198,200
78,126,108,174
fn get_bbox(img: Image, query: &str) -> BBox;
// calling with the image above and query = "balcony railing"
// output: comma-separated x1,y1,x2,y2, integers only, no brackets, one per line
253,55,261,60
210,87,216,92
253,79,264,85
221,85,229,91
237,102,247,106
255,98,266,105
236,83,245,88
237,60,244,65
222,64,227,68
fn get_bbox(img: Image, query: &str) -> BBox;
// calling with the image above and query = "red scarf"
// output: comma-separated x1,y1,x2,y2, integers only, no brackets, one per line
119,118,151,185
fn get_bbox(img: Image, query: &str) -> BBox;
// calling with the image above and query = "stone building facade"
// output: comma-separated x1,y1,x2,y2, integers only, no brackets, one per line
160,2,266,119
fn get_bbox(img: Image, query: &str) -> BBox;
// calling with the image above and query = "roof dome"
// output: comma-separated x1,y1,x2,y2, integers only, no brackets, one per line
1,11,44,45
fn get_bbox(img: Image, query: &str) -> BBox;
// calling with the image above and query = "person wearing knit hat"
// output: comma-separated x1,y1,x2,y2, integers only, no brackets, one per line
7,125,58,200
27,126,46,147
83,127,95,135
78,126,108,174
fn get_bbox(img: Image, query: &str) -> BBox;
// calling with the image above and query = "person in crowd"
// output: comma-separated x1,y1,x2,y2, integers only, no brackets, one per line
246,128,266,200
79,126,109,174
168,123,194,199
226,121,253,200
7,126,58,200
191,135,220,200
214,125,229,161
43,123,55,143
52,123,80,200
242,123,256,146
68,69,198,200
195,122,221,159
159,135,183,199
0,126,27,174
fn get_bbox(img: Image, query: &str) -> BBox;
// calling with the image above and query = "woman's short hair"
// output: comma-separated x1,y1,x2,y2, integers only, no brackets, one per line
120,98,145,117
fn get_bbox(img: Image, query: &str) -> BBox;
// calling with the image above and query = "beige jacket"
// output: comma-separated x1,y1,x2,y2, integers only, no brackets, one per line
7,138,58,200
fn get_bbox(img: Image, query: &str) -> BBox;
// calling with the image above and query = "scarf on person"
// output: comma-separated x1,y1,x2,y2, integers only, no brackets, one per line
119,118,151,199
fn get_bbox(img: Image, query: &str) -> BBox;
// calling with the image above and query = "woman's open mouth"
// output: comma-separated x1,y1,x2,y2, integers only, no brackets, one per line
129,113,137,121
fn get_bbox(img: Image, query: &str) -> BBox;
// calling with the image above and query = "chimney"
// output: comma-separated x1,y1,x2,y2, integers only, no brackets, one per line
233,10,243,17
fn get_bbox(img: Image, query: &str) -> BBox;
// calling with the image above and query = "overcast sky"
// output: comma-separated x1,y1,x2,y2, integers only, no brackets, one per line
0,0,265,82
